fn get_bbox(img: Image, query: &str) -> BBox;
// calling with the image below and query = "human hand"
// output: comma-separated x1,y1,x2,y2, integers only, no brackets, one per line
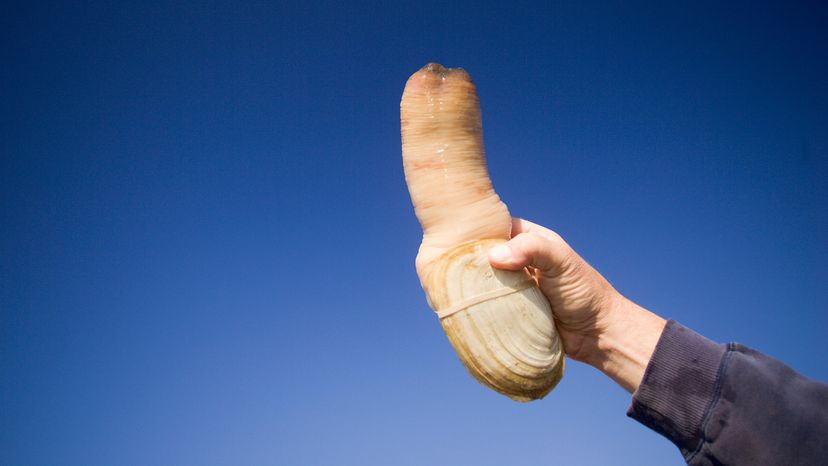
489,218,666,392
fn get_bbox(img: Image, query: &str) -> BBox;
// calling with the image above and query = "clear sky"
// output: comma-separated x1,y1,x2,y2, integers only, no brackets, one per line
2,1,826,465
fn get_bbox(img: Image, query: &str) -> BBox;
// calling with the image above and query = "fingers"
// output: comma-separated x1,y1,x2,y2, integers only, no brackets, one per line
510,218,561,242
510,217,538,236
489,228,573,275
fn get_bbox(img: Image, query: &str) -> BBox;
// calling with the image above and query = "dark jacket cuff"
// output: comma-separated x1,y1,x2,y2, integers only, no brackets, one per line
627,320,727,457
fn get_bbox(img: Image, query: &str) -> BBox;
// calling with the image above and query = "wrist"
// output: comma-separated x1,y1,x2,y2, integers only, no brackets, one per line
580,294,666,392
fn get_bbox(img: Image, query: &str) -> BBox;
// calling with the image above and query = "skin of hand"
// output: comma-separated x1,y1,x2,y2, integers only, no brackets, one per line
489,218,667,393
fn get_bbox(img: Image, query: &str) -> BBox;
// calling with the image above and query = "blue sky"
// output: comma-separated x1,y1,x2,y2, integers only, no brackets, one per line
2,1,826,464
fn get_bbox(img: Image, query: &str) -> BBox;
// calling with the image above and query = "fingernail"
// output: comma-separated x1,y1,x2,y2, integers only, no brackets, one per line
489,244,512,262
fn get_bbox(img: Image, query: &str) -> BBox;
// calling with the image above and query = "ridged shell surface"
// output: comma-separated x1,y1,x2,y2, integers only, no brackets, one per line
425,239,565,401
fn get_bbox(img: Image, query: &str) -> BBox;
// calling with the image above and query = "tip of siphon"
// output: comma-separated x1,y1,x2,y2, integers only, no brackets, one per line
422,62,447,76
418,62,470,82
402,63,475,97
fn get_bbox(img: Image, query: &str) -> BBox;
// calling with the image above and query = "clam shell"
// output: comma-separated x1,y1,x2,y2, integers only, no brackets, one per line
424,239,564,401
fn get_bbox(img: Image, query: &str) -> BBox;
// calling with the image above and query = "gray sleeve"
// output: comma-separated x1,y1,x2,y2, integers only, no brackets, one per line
627,320,828,466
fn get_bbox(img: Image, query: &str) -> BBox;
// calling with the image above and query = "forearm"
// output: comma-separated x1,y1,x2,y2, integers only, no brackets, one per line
625,320,828,465
582,294,828,465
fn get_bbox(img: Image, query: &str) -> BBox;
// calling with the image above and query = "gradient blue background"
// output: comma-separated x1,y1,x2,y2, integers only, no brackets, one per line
2,1,826,464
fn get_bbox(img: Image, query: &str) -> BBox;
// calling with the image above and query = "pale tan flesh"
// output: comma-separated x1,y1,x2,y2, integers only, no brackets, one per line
401,63,511,283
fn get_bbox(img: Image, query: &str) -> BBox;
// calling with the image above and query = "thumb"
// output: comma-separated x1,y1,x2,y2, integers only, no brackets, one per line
488,231,573,276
